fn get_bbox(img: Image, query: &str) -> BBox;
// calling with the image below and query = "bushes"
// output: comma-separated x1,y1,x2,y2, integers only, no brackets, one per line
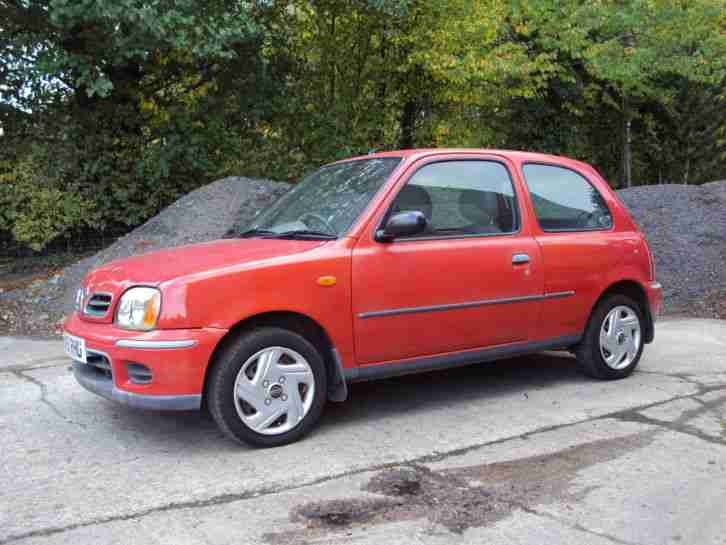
1,100,238,252
0,155,95,251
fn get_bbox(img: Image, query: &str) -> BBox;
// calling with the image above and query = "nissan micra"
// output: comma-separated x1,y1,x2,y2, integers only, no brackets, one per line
64,149,662,447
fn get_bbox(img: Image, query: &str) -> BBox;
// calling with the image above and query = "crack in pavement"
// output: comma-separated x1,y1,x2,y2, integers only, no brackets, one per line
1,360,69,374
414,382,724,466
11,370,86,431
613,391,726,446
635,369,712,388
514,503,641,545
2,378,724,545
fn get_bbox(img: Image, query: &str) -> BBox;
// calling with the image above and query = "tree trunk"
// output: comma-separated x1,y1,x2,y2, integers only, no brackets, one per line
374,31,388,147
622,106,632,188
399,99,417,149
329,11,336,103
684,157,690,185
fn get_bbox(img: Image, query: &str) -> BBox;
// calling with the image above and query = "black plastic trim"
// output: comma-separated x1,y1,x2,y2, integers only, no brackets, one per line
327,348,349,402
358,291,575,319
643,301,655,344
344,334,582,383
72,361,201,410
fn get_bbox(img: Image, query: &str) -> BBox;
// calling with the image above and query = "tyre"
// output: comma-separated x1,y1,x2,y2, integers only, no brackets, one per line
575,295,645,380
207,327,327,447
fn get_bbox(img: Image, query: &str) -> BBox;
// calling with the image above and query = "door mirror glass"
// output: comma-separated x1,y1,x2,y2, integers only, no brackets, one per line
377,211,427,242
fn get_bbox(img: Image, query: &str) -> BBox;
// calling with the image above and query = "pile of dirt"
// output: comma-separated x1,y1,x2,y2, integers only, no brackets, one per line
0,176,289,336
1,177,724,338
617,180,726,316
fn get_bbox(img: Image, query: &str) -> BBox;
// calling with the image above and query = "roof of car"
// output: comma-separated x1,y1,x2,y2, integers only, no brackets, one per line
339,148,594,172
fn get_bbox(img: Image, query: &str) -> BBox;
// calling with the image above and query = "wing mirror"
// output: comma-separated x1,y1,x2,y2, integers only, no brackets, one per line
375,211,427,242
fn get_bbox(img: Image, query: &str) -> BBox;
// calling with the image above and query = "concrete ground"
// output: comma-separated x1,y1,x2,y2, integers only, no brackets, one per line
0,319,724,545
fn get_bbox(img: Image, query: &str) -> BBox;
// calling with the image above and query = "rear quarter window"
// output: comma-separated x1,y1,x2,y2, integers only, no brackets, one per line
522,163,613,232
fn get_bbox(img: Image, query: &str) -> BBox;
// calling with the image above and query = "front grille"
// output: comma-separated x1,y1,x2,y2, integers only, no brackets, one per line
86,350,112,378
84,292,113,317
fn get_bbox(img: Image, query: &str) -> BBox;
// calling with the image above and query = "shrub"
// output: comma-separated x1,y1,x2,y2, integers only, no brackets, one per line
0,155,95,251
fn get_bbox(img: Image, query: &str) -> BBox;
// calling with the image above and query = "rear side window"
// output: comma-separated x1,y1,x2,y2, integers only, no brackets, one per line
389,160,519,238
522,164,613,231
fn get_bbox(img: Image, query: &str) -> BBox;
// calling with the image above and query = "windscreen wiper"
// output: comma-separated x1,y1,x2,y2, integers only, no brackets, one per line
272,229,337,240
237,228,277,238
237,228,336,240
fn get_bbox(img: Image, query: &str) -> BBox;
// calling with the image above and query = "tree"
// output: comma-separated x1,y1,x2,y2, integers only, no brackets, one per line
1,0,725,251
505,0,726,186
0,0,269,247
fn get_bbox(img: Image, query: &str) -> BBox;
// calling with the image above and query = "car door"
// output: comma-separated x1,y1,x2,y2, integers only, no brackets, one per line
351,155,544,365
519,161,621,340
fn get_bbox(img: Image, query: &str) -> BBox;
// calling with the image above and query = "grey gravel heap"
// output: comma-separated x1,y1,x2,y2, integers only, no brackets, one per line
2,176,289,322
617,181,726,315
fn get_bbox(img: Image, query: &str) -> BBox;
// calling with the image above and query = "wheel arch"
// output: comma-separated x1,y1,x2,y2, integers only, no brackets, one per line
594,280,654,343
202,311,347,407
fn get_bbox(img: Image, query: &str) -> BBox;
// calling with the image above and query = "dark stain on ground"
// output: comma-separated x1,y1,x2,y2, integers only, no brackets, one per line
293,497,404,527
265,381,725,544
265,432,654,544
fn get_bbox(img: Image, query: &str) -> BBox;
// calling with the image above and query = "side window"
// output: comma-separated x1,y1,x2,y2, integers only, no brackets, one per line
522,164,613,231
389,160,518,237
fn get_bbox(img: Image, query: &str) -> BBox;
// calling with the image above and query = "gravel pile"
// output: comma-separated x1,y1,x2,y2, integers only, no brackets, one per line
0,176,289,335
617,181,726,316
1,177,724,337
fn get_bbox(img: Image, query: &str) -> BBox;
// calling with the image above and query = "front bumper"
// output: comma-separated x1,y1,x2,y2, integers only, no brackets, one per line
73,361,202,410
64,312,227,410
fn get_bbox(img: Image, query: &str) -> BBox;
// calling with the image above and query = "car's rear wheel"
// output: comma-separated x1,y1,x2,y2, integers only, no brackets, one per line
207,327,327,447
575,294,644,379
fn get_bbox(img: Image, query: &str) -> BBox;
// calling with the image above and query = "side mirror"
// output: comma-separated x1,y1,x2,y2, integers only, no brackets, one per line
375,211,427,242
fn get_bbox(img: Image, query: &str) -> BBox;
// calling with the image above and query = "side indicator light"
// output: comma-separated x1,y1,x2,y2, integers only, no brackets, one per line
317,276,337,287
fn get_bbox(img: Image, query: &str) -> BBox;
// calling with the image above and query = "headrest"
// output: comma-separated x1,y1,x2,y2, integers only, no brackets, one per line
458,190,500,227
393,184,433,220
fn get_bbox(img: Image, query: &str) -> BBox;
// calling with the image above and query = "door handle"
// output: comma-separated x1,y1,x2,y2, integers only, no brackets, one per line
512,253,530,265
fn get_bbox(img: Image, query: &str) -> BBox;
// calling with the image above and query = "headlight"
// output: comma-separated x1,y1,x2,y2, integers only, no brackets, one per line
74,287,86,312
116,287,161,331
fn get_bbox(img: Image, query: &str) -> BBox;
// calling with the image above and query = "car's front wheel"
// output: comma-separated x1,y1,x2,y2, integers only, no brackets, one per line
575,294,645,379
207,327,327,447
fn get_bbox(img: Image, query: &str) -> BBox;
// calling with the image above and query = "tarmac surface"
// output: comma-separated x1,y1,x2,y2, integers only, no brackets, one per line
1,318,724,545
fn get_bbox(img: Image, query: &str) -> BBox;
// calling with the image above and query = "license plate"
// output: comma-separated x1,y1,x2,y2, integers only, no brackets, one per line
64,333,87,364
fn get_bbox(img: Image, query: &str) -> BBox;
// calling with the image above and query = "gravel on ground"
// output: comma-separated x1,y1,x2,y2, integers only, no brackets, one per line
1,177,724,337
617,180,726,317
0,176,289,336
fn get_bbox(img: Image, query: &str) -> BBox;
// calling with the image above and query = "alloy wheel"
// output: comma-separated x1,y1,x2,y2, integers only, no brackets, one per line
599,305,642,370
233,346,316,435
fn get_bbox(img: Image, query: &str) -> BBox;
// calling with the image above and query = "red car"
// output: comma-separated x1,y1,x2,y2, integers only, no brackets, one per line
64,149,662,447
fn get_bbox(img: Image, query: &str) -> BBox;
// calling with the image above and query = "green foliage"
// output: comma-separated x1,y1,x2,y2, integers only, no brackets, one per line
0,155,95,251
1,0,725,251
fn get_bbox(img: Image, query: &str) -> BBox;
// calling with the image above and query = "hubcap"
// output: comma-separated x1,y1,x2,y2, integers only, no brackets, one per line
599,305,642,370
233,346,315,436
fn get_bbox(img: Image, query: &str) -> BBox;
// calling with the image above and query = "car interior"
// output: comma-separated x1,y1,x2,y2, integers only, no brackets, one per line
390,183,516,236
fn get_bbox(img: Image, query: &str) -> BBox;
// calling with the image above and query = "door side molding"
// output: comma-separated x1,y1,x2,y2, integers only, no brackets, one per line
344,334,582,382
357,291,575,320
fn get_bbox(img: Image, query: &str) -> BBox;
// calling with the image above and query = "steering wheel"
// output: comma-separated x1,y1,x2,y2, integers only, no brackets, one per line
299,213,335,234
